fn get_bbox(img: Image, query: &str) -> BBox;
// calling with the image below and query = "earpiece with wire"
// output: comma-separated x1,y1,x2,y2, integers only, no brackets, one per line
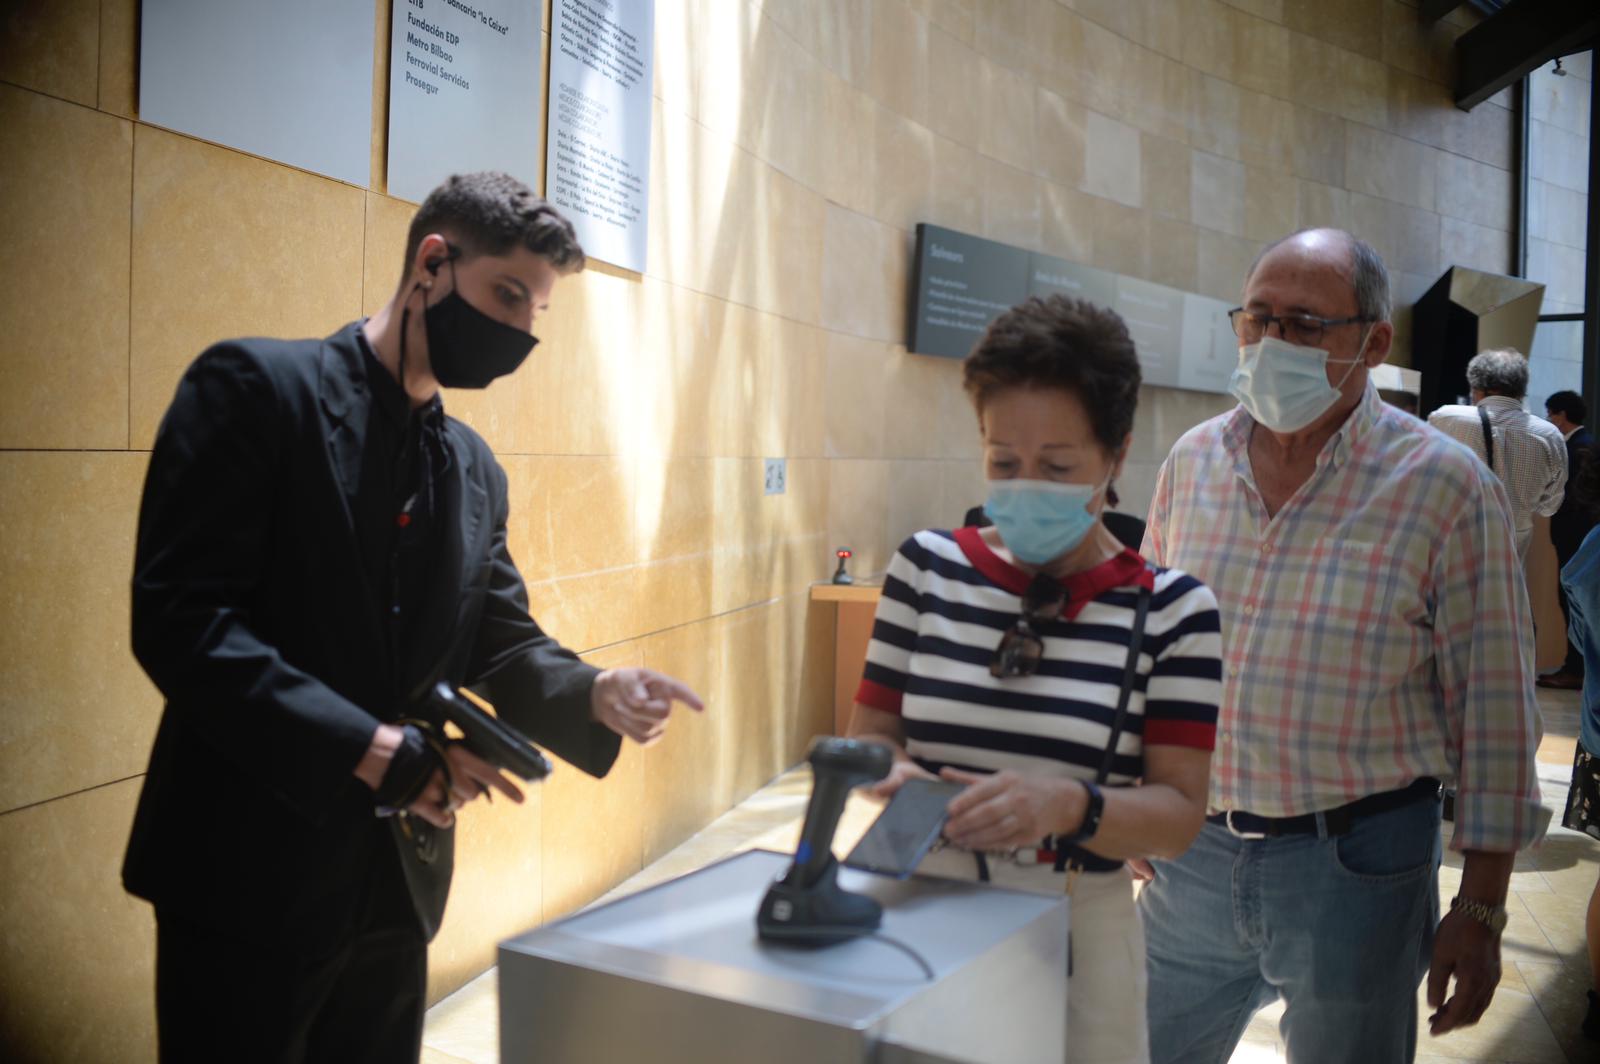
399,248,453,388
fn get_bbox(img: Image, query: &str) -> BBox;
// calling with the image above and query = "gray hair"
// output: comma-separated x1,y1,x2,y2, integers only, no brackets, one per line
1248,229,1392,323
1466,348,1529,400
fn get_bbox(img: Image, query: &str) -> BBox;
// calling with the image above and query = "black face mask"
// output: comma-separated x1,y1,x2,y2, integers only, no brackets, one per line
401,254,538,390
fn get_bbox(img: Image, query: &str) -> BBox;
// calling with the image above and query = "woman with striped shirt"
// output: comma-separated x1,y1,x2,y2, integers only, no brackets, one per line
848,296,1222,1064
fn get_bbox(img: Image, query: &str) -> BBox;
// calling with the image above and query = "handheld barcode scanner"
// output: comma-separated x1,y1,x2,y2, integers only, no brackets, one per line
757,737,893,944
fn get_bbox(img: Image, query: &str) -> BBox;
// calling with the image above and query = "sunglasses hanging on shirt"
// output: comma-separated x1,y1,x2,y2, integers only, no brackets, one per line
991,572,1068,678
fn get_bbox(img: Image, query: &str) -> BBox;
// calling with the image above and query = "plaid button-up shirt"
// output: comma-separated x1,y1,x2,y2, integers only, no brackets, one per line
1144,385,1549,853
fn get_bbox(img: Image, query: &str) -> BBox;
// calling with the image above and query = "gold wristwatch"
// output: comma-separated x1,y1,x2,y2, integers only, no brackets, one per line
1450,896,1508,934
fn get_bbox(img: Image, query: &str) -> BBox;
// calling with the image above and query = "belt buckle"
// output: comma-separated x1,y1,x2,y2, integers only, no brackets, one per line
1225,810,1267,840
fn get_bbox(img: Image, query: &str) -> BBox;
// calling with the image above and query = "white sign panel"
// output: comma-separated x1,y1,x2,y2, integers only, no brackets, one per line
1178,294,1239,396
140,0,374,186
546,0,656,272
387,0,544,205
1113,277,1185,388
1371,363,1423,395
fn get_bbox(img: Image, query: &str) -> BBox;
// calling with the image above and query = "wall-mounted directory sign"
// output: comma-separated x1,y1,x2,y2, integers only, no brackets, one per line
1029,252,1115,308
908,222,1237,396
1113,276,1184,388
387,0,543,205
908,225,1031,359
140,0,374,186
1178,295,1238,394
545,0,656,272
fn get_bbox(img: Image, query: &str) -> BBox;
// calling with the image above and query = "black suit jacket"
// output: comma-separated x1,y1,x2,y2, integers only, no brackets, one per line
124,323,620,948
1554,426,1595,562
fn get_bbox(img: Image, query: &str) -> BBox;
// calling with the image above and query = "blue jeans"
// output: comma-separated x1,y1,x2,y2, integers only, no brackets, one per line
1139,793,1442,1064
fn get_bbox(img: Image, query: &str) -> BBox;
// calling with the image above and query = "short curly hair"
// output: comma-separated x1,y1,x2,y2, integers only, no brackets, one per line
401,171,585,283
1465,347,1528,400
962,294,1142,466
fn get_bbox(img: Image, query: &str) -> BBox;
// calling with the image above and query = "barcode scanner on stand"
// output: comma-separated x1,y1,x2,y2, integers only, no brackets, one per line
757,737,893,945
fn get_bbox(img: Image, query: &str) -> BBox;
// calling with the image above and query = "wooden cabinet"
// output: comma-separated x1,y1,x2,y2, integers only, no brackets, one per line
808,583,882,735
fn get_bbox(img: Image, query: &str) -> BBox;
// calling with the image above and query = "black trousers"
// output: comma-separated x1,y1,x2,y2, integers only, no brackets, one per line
155,856,426,1064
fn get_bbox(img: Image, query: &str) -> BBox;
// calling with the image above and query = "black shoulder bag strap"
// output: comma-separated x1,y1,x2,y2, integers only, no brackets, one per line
1478,404,1496,476
1061,577,1153,978
1097,580,1154,785
1054,577,1154,877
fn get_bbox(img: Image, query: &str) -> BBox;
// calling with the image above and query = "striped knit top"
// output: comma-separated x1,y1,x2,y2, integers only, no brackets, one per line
856,527,1222,784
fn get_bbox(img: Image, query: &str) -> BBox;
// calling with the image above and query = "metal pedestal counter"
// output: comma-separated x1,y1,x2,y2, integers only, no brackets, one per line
499,848,1068,1064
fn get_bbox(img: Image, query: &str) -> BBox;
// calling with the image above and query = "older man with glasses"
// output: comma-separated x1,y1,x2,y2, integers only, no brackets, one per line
1137,228,1548,1063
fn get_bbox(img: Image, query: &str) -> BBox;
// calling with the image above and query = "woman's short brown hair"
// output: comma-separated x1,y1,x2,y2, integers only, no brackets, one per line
962,295,1142,458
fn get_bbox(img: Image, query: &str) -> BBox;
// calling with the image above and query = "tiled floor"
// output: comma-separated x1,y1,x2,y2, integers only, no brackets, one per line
423,688,1600,1063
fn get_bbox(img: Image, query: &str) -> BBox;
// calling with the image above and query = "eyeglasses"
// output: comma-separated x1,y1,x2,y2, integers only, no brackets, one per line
1228,308,1373,348
991,573,1066,678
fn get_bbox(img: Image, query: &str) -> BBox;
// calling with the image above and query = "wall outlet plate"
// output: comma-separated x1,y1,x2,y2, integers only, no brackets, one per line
763,458,787,495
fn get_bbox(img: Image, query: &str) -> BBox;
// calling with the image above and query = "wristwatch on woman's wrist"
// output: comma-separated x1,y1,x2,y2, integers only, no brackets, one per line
1058,779,1104,844
1449,896,1507,934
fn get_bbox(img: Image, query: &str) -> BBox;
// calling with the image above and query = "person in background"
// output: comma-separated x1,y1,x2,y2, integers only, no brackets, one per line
1542,389,1596,691
1427,349,1566,562
850,295,1222,1064
1140,228,1548,1063
1557,447,1600,1042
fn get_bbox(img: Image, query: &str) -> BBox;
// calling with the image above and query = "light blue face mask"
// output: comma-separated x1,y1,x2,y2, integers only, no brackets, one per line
1229,334,1367,434
983,477,1108,566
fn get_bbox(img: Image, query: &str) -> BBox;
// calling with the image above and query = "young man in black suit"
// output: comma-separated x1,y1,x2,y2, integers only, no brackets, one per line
125,172,703,1062
1543,389,1596,690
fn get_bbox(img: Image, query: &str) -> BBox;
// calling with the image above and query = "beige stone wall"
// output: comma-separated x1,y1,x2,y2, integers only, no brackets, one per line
0,0,1515,1058
1527,51,1590,317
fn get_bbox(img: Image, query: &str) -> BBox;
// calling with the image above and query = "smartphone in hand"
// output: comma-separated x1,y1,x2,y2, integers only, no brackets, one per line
844,777,966,878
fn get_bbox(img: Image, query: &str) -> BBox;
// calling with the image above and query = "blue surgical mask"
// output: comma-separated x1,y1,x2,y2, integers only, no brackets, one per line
1229,335,1366,433
983,478,1106,565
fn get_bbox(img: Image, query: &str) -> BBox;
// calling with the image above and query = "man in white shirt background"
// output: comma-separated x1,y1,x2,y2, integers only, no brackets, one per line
1427,348,1566,562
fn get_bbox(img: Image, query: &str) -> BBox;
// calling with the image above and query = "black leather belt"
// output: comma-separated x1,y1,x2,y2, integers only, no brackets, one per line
1207,778,1441,839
